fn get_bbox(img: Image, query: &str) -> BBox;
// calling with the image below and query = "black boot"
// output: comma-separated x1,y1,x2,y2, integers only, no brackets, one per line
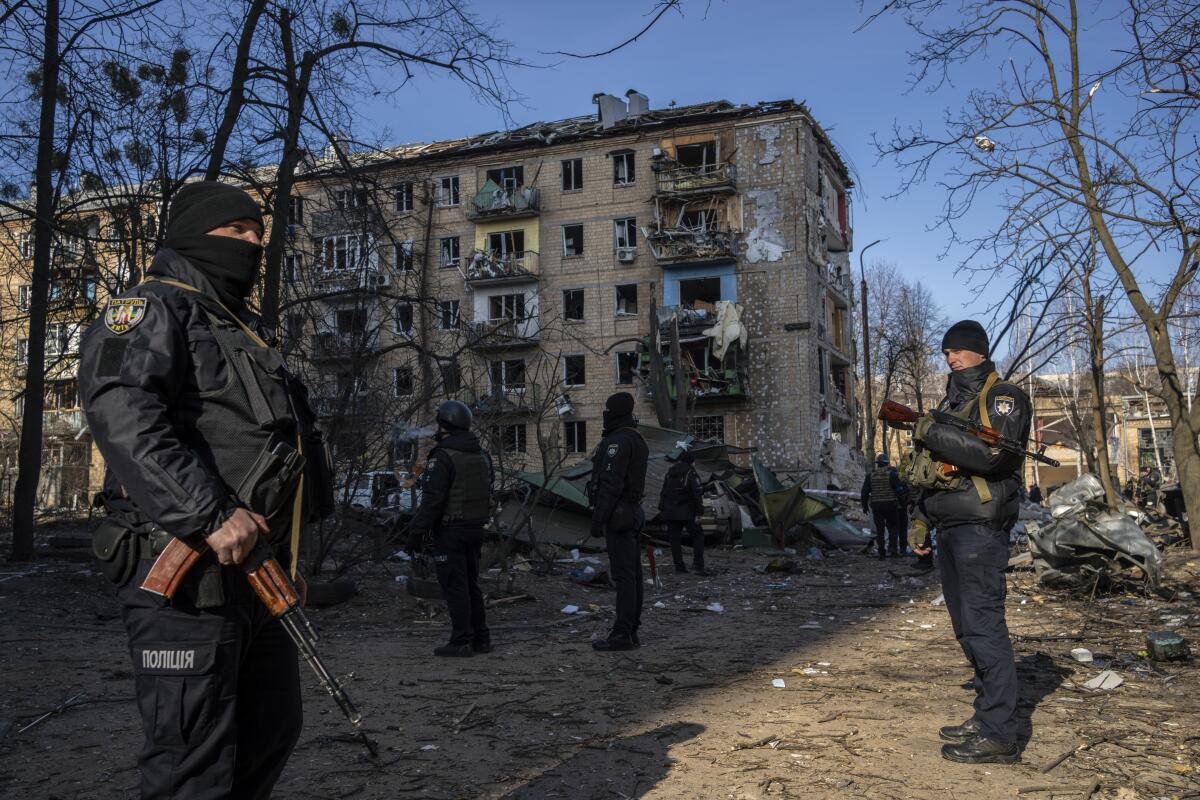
938,718,981,743
674,564,688,574
941,736,1020,764
434,643,474,657
472,640,494,654
592,635,636,652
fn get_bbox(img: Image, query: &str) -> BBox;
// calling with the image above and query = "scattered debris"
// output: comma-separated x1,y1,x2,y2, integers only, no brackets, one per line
1145,630,1189,661
1082,670,1124,691
771,678,786,689
1070,647,1094,663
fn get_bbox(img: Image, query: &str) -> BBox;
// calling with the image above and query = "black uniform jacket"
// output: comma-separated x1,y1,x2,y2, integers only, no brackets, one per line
80,251,285,539
410,429,492,537
917,361,1032,530
660,460,703,521
589,421,649,529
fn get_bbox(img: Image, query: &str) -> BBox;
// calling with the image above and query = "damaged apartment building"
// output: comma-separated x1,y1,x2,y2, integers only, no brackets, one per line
282,91,857,479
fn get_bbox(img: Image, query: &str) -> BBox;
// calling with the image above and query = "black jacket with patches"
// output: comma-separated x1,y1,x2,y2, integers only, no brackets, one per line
916,361,1032,530
80,250,319,541
588,419,649,528
409,429,493,538
660,460,703,521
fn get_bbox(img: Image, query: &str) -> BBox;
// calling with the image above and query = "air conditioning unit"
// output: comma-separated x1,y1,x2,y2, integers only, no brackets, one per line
361,272,389,289
616,247,637,264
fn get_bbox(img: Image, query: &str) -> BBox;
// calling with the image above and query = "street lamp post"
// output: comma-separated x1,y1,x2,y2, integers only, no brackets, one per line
859,239,882,466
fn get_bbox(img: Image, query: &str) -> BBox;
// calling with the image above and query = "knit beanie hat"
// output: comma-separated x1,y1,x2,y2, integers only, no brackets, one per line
165,181,262,239
941,320,989,357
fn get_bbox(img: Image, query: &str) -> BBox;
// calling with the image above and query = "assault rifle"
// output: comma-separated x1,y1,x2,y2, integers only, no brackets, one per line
878,399,1060,468
142,534,378,757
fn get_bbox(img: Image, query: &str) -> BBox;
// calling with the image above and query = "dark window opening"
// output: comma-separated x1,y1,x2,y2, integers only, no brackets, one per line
394,367,414,397
688,415,725,442
564,354,586,387
679,208,713,230
616,351,638,384
335,188,369,210
562,224,584,256
563,289,584,321
564,420,587,453
615,284,638,316
613,150,635,185
676,141,717,169
287,195,304,225
395,304,414,335
395,240,414,271
438,176,460,206
614,217,637,249
486,165,524,190
489,293,526,321
487,229,525,257
679,277,723,307
439,300,460,330
492,423,527,454
336,308,367,336
440,236,460,267
562,158,583,191
440,361,461,394
490,359,525,392
395,182,414,212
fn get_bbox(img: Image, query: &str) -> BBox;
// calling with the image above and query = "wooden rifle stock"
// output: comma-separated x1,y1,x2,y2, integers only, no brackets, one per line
140,535,209,598
877,399,921,426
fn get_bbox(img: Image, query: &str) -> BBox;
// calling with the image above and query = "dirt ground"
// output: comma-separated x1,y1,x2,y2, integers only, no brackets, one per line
2,526,1198,800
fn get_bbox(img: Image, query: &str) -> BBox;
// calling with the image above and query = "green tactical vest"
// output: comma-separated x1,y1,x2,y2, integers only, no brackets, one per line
902,372,999,503
441,448,491,524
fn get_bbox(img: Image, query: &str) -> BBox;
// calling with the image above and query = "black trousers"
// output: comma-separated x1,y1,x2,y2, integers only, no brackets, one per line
118,558,303,799
666,518,705,570
871,504,903,555
938,523,1019,743
433,526,489,647
604,503,645,638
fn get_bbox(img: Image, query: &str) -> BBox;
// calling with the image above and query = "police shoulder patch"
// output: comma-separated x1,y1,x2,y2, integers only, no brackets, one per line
104,298,148,335
993,395,1016,416
606,443,619,457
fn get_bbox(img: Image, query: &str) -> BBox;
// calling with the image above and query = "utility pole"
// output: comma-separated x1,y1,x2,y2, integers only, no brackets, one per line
859,239,882,466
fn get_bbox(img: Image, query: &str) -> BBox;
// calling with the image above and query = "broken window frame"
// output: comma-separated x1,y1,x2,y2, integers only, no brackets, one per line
485,165,524,190
287,195,304,226
562,288,585,322
612,150,635,186
439,360,461,394
675,141,718,171
320,233,375,273
394,181,415,212
615,351,638,385
394,239,415,272
492,423,527,454
564,354,586,387
489,293,527,321
564,420,587,454
688,415,725,442
437,175,460,207
487,229,525,258
394,303,414,336
439,236,460,268
613,217,637,250
561,223,584,257
489,358,526,393
438,299,460,330
562,157,583,191
615,283,638,316
283,253,301,283
15,337,27,365
393,366,414,397
335,187,369,211
19,231,33,258
16,284,29,310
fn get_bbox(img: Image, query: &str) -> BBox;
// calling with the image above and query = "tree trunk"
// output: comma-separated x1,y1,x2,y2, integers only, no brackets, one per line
1084,295,1118,509
11,0,59,561
670,313,689,430
203,0,269,180
646,296,673,427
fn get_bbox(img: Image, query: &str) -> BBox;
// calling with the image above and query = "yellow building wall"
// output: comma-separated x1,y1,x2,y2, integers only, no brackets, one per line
473,218,540,264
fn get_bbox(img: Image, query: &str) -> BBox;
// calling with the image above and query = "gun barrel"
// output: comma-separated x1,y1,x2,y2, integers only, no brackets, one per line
279,612,363,727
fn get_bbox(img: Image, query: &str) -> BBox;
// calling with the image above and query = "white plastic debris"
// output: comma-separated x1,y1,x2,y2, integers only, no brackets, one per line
800,667,825,675
706,602,725,613
1070,648,1094,663
420,744,439,751
570,548,580,561
560,604,579,614
771,678,786,688
653,601,667,609
931,593,945,606
919,623,935,629
1083,670,1123,691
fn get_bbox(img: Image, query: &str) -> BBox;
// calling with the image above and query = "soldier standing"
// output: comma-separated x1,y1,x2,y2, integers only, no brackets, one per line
408,400,493,657
660,449,709,575
80,181,333,798
588,392,649,651
906,320,1030,764
860,452,906,559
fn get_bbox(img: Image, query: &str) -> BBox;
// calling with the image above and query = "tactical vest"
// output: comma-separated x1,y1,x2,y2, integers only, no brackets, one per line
145,277,304,542
903,371,999,503
440,448,491,524
869,467,898,506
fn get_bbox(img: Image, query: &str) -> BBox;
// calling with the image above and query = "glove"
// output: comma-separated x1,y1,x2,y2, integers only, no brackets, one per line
908,518,930,554
913,413,936,442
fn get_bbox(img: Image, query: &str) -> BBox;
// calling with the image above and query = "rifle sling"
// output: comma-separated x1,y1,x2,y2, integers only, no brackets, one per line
969,371,1000,504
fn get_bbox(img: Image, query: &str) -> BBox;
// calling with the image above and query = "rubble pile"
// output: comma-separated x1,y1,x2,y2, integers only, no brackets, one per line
1026,474,1164,590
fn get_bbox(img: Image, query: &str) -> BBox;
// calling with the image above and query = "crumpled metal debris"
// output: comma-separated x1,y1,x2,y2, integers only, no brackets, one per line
1026,473,1162,589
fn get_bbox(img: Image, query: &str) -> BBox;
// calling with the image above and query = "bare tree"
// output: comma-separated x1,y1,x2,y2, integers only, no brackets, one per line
867,0,1200,546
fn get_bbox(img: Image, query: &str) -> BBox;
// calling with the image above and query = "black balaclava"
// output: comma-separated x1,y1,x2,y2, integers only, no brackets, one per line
946,359,997,407
602,391,636,434
159,181,264,311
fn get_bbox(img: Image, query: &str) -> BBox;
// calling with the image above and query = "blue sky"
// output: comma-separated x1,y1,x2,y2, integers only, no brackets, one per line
350,1,1143,340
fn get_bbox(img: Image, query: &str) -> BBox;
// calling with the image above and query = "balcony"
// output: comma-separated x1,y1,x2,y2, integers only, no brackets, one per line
309,331,379,360
653,162,736,197
655,305,749,404
465,317,540,351
314,268,391,293
311,391,387,419
43,409,84,434
464,250,539,286
647,229,737,264
309,206,385,236
466,182,539,221
468,386,536,418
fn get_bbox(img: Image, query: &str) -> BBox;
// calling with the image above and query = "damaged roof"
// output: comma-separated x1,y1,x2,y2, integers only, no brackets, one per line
304,98,854,186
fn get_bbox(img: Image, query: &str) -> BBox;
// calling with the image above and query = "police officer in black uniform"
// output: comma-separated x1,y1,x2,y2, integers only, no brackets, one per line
660,448,708,575
408,400,493,657
588,392,649,651
81,181,333,798
907,320,1030,764
860,452,906,559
